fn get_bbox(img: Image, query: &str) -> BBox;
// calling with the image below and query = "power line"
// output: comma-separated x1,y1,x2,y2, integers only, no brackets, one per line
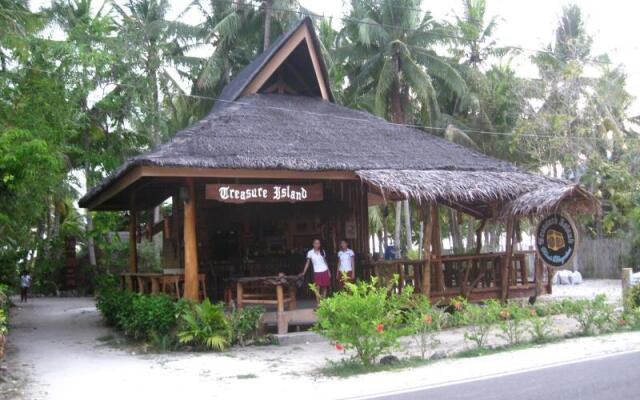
8,62,638,144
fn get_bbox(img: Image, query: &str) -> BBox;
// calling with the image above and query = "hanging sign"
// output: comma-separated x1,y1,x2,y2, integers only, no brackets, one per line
205,183,323,203
535,214,577,267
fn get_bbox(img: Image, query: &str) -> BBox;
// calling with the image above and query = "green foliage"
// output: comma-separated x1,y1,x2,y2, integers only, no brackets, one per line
407,295,445,359
95,274,176,340
229,306,268,347
0,284,9,337
137,239,162,272
462,299,500,349
625,285,640,310
177,299,230,351
562,295,616,336
528,309,554,343
121,294,176,340
313,276,412,367
496,302,531,345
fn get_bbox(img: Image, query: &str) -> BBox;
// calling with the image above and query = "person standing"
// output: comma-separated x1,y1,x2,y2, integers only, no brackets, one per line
20,270,31,303
337,239,355,289
300,239,331,303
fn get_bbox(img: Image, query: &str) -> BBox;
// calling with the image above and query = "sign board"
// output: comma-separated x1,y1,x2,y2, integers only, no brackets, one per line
205,183,323,204
535,214,577,267
344,220,357,239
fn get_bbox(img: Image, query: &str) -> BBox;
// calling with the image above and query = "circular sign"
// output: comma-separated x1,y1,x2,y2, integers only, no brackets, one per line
536,214,577,267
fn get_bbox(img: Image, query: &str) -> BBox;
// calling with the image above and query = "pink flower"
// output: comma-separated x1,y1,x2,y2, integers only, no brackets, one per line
500,309,510,319
454,302,463,311
335,342,344,351
376,324,384,333
424,314,433,325
530,309,537,317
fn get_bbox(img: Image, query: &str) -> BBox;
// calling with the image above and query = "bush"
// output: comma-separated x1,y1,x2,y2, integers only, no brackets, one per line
497,302,531,345
407,295,445,359
528,308,554,343
229,306,267,346
313,276,412,367
462,300,500,350
177,299,230,351
625,284,640,310
120,294,177,340
95,275,127,326
562,295,616,336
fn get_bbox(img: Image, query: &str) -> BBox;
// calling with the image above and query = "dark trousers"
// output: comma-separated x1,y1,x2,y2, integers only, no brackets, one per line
20,287,28,302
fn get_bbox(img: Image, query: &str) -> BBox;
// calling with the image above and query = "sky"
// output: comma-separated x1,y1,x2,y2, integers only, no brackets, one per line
31,0,640,113
296,0,640,114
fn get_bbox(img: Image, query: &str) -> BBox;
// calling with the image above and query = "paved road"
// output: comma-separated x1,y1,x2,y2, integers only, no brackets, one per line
368,351,640,400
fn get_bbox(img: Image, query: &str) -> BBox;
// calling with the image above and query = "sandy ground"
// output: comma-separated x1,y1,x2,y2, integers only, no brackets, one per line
1,279,634,400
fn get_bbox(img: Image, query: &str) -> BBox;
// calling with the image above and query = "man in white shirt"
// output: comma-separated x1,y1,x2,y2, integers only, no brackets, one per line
20,270,31,303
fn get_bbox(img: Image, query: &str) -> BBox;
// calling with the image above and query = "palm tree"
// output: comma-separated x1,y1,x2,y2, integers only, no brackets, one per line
187,0,303,96
0,0,43,70
338,0,467,256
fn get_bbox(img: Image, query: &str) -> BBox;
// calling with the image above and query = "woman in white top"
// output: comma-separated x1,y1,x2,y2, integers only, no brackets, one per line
300,239,331,301
337,239,355,289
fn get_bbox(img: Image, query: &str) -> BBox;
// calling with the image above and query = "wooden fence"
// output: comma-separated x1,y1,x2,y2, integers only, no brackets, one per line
571,237,631,279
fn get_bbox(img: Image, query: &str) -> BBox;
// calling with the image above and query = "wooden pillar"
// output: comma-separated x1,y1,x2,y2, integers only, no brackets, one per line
501,217,515,302
421,203,433,296
128,202,138,273
183,178,199,300
431,204,445,292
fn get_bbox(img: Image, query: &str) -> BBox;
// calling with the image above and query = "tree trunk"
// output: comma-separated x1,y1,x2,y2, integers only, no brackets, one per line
263,0,273,51
448,208,464,253
394,202,402,258
466,218,475,252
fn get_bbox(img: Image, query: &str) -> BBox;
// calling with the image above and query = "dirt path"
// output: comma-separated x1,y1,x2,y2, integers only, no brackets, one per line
3,283,639,400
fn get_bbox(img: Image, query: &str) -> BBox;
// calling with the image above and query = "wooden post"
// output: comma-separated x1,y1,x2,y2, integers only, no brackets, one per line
236,282,244,309
183,178,199,300
421,203,433,296
534,254,544,296
430,204,445,292
501,217,515,302
288,284,297,310
128,203,138,274
276,284,285,313
622,268,633,312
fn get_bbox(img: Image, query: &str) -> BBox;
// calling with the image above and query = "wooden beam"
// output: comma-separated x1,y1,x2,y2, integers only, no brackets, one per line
85,166,144,210
302,29,330,100
183,178,199,300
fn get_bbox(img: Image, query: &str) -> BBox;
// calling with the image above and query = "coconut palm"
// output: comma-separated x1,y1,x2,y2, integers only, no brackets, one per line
337,0,468,256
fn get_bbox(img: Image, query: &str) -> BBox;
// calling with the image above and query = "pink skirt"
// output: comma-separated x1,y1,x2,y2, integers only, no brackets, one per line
314,270,331,288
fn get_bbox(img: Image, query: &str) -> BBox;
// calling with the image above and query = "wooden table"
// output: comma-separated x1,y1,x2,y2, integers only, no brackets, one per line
120,272,206,299
229,275,301,313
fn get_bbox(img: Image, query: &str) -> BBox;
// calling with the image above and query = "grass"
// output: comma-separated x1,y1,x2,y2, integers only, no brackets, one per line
321,357,433,378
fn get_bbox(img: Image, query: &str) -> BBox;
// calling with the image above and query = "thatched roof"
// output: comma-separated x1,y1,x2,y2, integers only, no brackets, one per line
79,17,597,218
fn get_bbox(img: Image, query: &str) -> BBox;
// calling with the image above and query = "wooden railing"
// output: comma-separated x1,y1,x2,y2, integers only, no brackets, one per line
362,251,547,302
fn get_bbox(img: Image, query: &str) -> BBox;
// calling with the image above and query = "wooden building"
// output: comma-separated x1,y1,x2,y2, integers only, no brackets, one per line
79,18,597,326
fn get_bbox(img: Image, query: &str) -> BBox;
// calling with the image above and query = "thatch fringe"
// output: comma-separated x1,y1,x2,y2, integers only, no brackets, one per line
356,169,598,217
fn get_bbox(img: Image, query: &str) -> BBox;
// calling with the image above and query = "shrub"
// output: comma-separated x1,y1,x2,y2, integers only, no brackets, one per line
462,300,500,350
229,306,267,346
497,302,531,345
625,284,640,310
445,296,467,327
120,294,177,340
95,275,128,326
621,307,640,330
312,276,412,367
562,295,615,336
407,295,445,359
528,308,554,343
177,299,230,351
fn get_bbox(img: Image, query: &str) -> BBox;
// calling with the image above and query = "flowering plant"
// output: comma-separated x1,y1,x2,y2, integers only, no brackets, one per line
312,276,411,366
407,295,445,359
